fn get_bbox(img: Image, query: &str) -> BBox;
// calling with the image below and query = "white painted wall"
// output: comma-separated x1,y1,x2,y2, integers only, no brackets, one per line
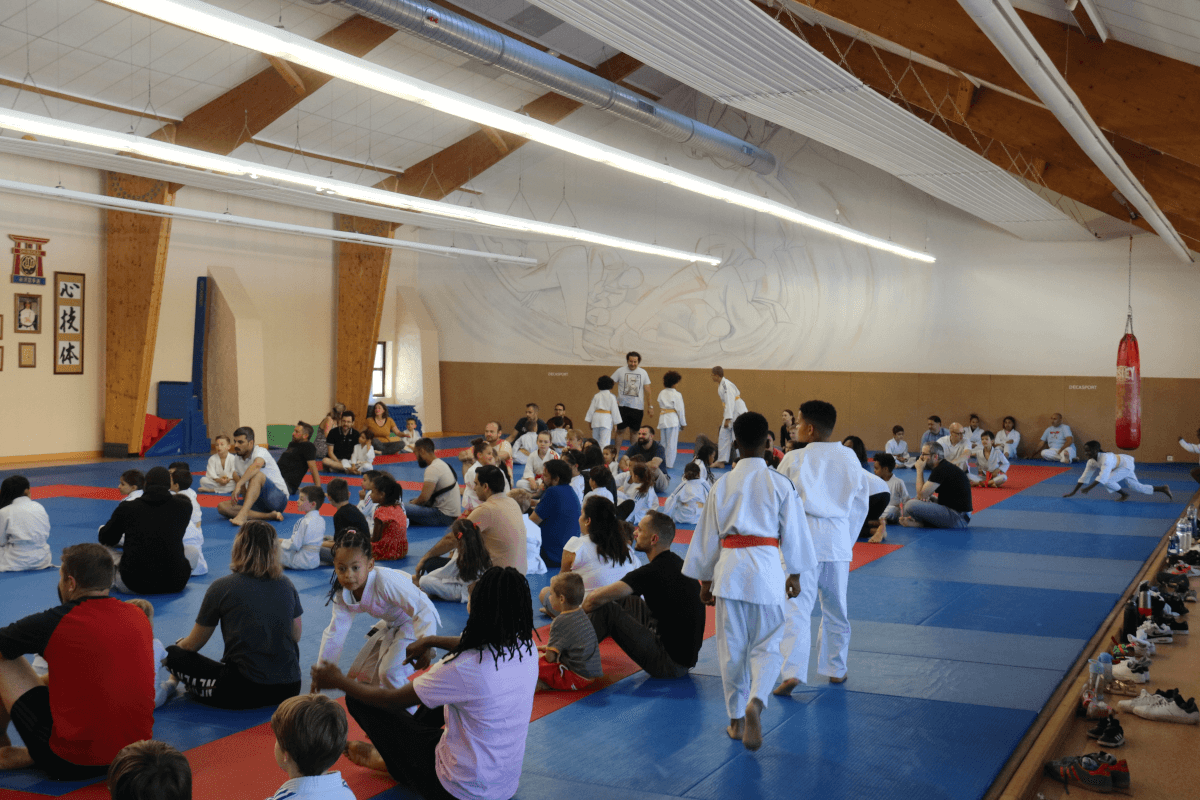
417,90,1200,379
0,151,106,458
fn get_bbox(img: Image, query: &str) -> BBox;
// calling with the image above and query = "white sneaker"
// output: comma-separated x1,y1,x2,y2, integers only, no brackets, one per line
1138,621,1174,643
1117,689,1166,711
1111,660,1149,684
1132,694,1200,724
1128,633,1156,656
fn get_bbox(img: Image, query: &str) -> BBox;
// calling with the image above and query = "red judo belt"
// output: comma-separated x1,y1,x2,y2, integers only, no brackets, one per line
722,535,779,548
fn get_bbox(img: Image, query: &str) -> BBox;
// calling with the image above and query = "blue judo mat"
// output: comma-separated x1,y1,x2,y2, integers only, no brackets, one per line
1,451,1195,799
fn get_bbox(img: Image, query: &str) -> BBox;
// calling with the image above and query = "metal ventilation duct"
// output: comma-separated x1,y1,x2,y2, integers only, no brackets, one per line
303,0,777,174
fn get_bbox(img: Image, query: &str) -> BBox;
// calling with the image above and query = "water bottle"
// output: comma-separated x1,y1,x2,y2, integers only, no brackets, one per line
1097,651,1113,684
1087,659,1106,695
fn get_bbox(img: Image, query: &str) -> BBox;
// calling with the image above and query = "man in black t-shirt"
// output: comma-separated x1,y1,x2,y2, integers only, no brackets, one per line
508,403,548,443
583,511,705,678
900,442,973,529
625,425,670,492
276,421,321,496
321,410,359,473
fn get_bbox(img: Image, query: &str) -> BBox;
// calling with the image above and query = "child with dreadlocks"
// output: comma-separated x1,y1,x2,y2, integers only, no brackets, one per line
317,529,441,689
416,519,494,604
312,567,537,800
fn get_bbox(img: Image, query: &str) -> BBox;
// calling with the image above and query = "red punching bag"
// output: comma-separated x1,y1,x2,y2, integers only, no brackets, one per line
1116,317,1141,450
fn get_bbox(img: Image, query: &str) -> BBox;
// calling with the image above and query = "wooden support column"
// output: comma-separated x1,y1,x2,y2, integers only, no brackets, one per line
103,173,176,456
335,215,394,411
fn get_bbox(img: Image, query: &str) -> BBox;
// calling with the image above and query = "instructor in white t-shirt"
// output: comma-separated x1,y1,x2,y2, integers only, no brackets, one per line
313,566,537,800
217,426,290,526
611,351,653,451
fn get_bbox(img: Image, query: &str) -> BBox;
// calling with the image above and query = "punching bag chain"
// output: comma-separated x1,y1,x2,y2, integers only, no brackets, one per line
1126,235,1134,336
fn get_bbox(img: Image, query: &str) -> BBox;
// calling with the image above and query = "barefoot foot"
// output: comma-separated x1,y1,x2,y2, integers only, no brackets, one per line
726,718,743,741
0,745,34,770
899,515,920,527
230,515,248,526
344,740,387,772
742,699,764,751
773,677,802,696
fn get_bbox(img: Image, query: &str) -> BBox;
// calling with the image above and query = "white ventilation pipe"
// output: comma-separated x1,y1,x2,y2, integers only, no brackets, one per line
305,0,777,174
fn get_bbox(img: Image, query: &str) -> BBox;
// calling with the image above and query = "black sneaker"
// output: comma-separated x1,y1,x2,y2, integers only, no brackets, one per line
1156,615,1189,634
1086,716,1112,739
1097,718,1125,748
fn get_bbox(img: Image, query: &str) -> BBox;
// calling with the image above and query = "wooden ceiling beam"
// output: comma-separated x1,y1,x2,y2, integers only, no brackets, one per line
380,51,643,201
762,3,1200,237
794,0,1200,170
150,15,395,154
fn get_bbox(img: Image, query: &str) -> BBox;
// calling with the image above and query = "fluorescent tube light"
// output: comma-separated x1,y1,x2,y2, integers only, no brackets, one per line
98,0,934,263
0,177,541,263
958,0,1191,263
0,108,718,265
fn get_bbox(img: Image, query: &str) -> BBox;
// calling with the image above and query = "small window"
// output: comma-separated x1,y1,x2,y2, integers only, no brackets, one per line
372,341,386,398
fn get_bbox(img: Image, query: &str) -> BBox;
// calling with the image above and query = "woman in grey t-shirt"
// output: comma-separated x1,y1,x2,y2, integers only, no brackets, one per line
165,521,303,708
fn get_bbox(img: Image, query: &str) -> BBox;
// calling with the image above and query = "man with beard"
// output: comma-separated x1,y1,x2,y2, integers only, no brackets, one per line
403,438,461,527
0,543,154,779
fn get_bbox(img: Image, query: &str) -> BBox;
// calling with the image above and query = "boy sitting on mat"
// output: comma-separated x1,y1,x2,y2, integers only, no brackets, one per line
269,694,356,799
537,572,602,691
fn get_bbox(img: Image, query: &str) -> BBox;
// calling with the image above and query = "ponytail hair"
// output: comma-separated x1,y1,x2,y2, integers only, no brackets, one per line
450,518,493,584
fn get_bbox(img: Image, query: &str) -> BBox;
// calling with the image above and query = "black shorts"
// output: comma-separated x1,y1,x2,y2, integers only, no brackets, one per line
617,407,644,432
9,686,109,781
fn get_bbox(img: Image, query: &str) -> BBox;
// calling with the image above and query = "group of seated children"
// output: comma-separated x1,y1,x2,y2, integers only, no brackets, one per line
883,422,1012,487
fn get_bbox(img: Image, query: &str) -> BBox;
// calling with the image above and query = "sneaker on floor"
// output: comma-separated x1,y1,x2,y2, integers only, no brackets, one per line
1090,752,1131,791
1138,621,1174,643
1117,689,1166,711
1131,694,1200,724
1111,660,1149,684
1086,716,1113,739
1096,719,1125,748
1043,754,1113,793
1159,616,1189,634
1186,589,1198,603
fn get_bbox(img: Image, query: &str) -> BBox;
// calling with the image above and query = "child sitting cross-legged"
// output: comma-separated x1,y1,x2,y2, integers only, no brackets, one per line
416,518,494,604
279,485,329,570
268,694,356,800
537,572,602,691
125,598,177,708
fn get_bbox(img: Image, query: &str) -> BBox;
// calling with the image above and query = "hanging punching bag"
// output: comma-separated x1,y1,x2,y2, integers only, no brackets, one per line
1115,317,1141,450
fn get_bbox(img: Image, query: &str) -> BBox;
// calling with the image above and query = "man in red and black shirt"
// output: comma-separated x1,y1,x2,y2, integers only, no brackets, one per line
0,543,154,780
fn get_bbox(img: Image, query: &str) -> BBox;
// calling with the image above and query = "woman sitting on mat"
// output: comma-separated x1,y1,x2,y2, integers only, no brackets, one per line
367,402,406,455
312,566,537,800
164,521,303,709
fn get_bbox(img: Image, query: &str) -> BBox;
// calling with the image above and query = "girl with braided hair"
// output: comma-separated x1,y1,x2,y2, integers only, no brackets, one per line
416,518,494,604
164,521,302,709
316,528,441,689
313,567,536,800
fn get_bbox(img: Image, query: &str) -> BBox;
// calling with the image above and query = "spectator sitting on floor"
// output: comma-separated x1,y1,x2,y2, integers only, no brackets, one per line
537,572,602,692
404,439,461,529
268,695,355,800
274,422,322,498
366,402,405,456
920,416,949,449
322,412,360,474
218,427,291,525
1032,413,1076,463
98,466,195,595
0,475,51,572
900,443,973,529
936,423,974,471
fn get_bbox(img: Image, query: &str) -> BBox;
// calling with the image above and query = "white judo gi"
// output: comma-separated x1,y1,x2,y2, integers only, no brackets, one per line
885,438,914,468
777,442,869,683
682,458,816,719
319,566,441,688
970,446,1010,486
198,452,237,493
663,478,710,525
994,429,1021,460
656,387,687,469
585,389,621,448
715,378,747,463
1080,452,1154,495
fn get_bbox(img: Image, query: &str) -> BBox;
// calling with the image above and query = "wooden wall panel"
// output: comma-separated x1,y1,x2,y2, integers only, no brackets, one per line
334,216,392,412
103,173,175,455
438,363,1200,461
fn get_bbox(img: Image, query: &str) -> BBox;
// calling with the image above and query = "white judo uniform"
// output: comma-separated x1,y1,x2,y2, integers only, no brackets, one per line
970,446,1010,486
176,487,208,576
715,378,748,463
511,431,538,465
663,478,710,525
0,495,51,572
1080,452,1154,495
994,429,1021,460
1179,438,1200,463
345,443,375,473
584,390,621,448
319,566,441,688
885,438,914,469
656,388,687,469
198,452,237,493
682,458,816,719
777,442,869,683
882,474,909,522
279,509,328,570
517,447,558,492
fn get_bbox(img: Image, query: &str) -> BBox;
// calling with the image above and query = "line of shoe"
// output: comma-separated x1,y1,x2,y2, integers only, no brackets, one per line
1117,687,1200,724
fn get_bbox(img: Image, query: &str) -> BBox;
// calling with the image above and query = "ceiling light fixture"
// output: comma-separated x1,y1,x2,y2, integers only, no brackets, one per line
958,0,1190,263
0,108,718,265
0,177,538,263
97,0,934,263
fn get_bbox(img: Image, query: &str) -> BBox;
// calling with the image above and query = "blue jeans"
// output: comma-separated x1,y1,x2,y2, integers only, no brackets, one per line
251,478,289,514
904,499,970,529
404,502,456,528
